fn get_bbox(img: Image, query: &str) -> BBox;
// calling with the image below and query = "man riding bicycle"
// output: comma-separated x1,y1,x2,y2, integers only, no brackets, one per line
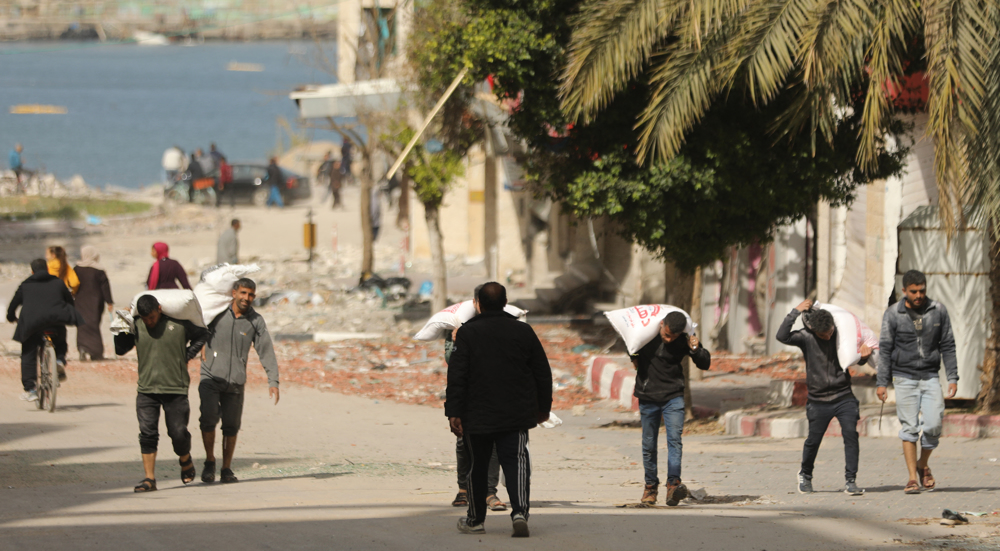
6,259,83,402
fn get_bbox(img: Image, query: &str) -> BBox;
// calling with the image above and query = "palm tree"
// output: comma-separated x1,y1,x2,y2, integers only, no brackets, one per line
559,0,1000,411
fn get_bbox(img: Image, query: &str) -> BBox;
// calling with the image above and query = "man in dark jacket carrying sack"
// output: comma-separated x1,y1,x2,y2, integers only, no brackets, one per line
631,311,711,506
776,300,871,496
7,258,82,402
198,278,280,484
446,282,552,537
115,295,208,493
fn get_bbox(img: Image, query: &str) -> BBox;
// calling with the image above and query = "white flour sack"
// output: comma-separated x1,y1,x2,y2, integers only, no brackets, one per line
413,300,528,341
130,289,206,328
195,264,261,325
605,305,697,355
813,302,880,370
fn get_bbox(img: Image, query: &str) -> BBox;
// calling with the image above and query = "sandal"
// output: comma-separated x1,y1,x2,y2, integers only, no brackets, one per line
904,479,921,494
920,466,936,490
486,494,507,511
180,457,196,484
134,478,157,493
201,460,216,483
220,468,238,484
452,489,468,507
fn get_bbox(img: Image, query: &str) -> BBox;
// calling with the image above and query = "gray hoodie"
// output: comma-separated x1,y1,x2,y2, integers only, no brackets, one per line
201,305,279,388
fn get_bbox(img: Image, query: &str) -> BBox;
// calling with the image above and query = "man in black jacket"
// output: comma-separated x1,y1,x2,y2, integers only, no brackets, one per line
6,258,82,402
631,311,711,506
446,282,551,537
776,299,871,495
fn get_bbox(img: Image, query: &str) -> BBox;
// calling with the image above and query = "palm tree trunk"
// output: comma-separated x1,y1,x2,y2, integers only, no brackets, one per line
425,203,448,312
977,228,1000,413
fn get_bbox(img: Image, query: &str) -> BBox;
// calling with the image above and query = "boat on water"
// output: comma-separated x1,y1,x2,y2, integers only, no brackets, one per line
226,61,265,72
133,31,169,46
10,104,67,114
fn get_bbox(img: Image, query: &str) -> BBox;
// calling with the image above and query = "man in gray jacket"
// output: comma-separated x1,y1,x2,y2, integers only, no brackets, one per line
198,277,280,483
876,270,958,494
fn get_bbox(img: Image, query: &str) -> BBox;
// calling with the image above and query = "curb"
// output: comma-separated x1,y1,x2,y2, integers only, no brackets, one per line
722,409,1000,438
585,356,717,419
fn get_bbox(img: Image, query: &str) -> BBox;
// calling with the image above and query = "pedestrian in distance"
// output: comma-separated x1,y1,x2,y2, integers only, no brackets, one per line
446,282,551,537
445,286,506,512
146,242,191,290
9,143,24,188
265,157,284,208
340,138,353,183
877,270,958,494
46,246,80,295
630,311,711,506
6,259,83,401
217,219,240,265
198,278,279,484
115,295,208,493
162,145,184,185
776,299,870,495
74,245,114,361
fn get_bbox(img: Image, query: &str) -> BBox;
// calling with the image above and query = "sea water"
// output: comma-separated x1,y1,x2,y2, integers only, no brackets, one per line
0,40,338,189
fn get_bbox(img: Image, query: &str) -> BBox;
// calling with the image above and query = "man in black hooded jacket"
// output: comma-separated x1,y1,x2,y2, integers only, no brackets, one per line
6,258,83,401
446,282,551,538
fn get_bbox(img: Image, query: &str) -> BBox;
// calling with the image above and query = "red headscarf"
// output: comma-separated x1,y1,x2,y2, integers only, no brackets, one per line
147,242,169,290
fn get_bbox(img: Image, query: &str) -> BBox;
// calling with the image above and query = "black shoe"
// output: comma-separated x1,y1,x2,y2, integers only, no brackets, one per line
844,480,865,496
202,460,216,483
220,468,238,483
798,472,814,494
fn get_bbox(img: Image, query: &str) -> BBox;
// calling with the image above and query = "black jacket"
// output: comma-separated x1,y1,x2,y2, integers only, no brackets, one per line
445,310,553,434
776,309,860,402
6,271,84,342
630,335,711,404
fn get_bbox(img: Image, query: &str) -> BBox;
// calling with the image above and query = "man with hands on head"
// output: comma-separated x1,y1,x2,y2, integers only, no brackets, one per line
776,299,870,496
876,270,958,494
446,282,551,538
631,311,711,506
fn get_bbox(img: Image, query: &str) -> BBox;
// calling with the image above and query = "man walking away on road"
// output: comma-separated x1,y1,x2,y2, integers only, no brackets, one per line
776,300,870,496
631,312,711,506
877,270,958,494
114,294,208,493
6,259,82,402
217,219,240,265
446,282,551,537
266,157,284,208
74,246,114,361
199,278,279,484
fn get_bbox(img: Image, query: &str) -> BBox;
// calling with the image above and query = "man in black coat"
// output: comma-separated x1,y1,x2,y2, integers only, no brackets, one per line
6,258,83,401
446,282,551,537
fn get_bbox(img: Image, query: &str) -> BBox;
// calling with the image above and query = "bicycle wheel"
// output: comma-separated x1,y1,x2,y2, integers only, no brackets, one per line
41,343,57,412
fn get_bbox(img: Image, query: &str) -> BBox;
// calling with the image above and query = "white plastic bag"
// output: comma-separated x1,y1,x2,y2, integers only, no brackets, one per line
413,300,528,340
129,289,206,328
604,304,697,355
814,302,879,370
195,263,261,325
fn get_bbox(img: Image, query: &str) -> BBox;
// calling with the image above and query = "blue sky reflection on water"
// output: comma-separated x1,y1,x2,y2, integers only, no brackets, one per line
1,41,340,188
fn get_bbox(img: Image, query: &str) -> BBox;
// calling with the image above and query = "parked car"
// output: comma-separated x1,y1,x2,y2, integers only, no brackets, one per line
225,161,312,206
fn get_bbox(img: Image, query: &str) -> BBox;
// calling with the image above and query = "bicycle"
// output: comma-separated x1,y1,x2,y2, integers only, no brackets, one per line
35,331,58,412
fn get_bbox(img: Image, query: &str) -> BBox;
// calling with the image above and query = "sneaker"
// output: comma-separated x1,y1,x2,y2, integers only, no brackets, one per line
665,482,688,506
511,513,529,538
844,480,865,496
56,361,67,382
20,390,38,402
641,483,658,504
457,517,485,534
797,472,814,494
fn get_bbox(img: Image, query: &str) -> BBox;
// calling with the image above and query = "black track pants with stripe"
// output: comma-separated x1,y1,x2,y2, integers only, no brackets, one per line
465,429,531,524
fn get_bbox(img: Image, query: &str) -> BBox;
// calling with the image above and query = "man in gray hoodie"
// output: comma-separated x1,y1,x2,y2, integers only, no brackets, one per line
198,277,280,483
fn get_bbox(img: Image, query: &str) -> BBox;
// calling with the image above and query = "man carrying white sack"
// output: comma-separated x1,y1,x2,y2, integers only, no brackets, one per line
776,299,870,496
632,312,710,506
198,277,280,484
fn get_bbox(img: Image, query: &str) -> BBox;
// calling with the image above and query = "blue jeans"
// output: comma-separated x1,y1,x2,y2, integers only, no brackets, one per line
266,185,284,207
894,376,945,449
639,396,685,485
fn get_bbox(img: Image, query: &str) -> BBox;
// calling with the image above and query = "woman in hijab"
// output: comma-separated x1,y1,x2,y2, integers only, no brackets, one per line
147,242,191,290
47,245,80,295
74,245,114,360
